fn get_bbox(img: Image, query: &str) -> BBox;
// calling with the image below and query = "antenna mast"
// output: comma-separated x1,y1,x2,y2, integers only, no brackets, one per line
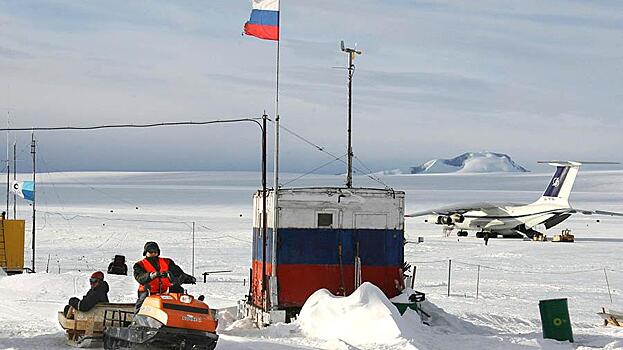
30,132,36,272
340,41,361,188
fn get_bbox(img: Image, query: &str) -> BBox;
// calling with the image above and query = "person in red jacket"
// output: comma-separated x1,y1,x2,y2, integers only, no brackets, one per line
133,241,196,312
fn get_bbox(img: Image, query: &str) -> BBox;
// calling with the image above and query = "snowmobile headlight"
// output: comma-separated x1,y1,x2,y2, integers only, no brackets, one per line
133,315,164,329
180,295,193,304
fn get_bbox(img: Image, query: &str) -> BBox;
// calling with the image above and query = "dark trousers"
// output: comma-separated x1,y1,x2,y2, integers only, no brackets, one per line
135,291,149,313
64,297,80,317
63,305,72,317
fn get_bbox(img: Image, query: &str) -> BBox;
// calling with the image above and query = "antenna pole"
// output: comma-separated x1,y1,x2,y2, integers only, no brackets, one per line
5,159,8,216
191,221,195,277
261,113,268,309
30,132,36,272
5,123,9,216
12,142,16,219
341,41,361,188
347,50,353,188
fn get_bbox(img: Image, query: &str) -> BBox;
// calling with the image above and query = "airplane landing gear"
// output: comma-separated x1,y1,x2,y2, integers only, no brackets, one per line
476,231,498,239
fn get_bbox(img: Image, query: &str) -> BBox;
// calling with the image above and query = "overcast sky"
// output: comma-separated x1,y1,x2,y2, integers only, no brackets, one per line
1,1,622,173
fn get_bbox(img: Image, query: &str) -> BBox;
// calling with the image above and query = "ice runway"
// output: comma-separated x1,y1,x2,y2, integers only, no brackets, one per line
1,170,622,349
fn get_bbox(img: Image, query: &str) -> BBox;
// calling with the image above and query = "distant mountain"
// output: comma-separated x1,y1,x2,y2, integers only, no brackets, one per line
381,152,529,175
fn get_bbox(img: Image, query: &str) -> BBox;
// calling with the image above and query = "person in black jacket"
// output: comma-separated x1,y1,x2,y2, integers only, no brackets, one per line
63,271,109,317
133,241,196,312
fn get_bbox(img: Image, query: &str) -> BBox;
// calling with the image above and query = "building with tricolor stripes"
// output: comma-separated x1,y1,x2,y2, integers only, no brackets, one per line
246,187,405,322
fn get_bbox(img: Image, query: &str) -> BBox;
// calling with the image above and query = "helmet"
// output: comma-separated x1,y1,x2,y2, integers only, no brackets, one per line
90,271,104,284
143,241,160,256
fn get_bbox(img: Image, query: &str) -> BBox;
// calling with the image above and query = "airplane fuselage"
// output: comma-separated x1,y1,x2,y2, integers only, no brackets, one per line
429,202,570,235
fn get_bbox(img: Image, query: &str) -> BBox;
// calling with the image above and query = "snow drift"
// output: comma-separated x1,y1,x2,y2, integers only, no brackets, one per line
297,282,422,347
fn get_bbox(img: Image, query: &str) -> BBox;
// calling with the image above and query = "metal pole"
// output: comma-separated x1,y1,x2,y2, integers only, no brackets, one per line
271,2,281,308
346,51,353,188
270,114,279,301
476,265,481,299
5,161,8,217
447,259,452,297
411,265,416,289
271,110,280,308
30,132,35,273
5,122,8,217
262,114,268,309
604,268,613,304
340,42,360,188
12,142,16,219
354,242,361,289
192,221,195,277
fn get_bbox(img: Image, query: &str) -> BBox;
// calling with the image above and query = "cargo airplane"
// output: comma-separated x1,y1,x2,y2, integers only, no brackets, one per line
405,161,623,240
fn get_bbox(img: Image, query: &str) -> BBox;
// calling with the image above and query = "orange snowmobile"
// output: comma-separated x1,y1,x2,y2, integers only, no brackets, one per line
103,273,218,350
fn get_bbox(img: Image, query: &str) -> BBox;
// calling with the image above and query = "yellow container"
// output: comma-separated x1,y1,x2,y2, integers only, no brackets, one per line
1,219,25,273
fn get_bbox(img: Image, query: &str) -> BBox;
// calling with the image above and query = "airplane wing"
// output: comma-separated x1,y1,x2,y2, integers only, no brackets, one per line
569,209,623,217
405,202,505,217
404,209,437,218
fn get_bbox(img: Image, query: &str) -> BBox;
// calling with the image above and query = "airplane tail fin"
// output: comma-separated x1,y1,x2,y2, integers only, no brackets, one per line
533,161,617,206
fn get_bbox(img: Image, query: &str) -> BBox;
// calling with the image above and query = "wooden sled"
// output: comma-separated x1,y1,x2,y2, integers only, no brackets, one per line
598,307,623,327
58,303,135,347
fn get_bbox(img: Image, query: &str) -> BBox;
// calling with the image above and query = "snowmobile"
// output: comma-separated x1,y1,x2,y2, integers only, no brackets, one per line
103,272,218,350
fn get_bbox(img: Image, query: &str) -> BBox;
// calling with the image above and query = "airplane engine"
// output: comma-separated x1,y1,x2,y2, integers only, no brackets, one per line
451,213,465,223
436,214,464,225
436,216,450,225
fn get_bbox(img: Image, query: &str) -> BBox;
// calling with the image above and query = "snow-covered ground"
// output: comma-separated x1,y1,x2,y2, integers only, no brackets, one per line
1,170,623,349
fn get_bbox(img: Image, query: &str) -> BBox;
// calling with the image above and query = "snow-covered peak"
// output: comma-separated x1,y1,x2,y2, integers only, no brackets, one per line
409,152,529,174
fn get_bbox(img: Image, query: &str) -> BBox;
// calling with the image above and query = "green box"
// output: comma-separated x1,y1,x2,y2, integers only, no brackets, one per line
539,298,573,342
392,302,418,316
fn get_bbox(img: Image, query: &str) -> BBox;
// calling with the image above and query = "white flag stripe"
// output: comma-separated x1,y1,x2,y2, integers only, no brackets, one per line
11,181,24,199
251,0,278,11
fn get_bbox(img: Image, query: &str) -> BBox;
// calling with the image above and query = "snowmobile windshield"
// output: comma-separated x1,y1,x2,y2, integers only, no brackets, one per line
133,315,164,329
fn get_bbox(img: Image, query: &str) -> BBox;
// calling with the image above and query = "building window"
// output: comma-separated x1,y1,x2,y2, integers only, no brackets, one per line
317,213,333,228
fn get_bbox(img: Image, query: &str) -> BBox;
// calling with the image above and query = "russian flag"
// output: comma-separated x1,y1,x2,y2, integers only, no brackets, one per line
244,0,279,41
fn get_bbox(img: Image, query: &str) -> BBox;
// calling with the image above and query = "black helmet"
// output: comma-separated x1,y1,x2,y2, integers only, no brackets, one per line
143,241,160,256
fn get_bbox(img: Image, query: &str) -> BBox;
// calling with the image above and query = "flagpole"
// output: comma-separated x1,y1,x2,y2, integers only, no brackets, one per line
6,116,9,217
273,2,280,196
12,142,16,220
30,132,36,273
270,0,281,310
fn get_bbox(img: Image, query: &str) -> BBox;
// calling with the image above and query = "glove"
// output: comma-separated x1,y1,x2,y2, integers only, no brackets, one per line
190,276,197,284
159,271,171,279
149,271,158,280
